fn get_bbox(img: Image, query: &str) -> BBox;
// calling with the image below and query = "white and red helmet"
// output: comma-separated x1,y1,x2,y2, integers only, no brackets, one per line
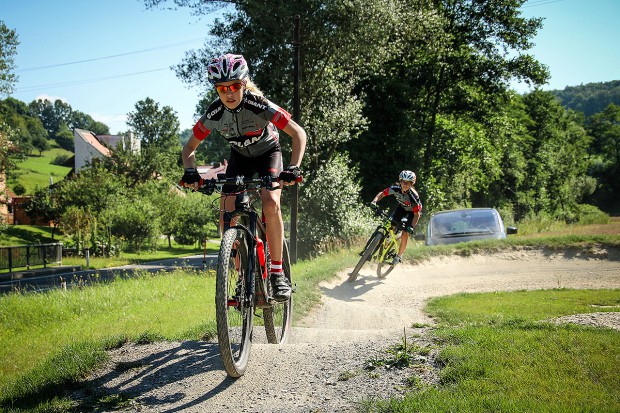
207,53,249,85
399,170,416,183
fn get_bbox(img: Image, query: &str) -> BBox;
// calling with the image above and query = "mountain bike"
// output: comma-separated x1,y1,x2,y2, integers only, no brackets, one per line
348,210,410,282
198,175,296,378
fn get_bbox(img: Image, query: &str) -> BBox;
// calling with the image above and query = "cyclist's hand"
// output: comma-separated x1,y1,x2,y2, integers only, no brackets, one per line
279,165,302,185
180,168,202,189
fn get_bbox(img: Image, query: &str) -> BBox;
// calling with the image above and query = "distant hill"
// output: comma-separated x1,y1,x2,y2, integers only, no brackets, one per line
550,80,620,117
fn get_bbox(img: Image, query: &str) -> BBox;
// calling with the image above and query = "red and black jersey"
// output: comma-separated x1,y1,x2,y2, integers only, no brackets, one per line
193,91,291,157
382,185,422,213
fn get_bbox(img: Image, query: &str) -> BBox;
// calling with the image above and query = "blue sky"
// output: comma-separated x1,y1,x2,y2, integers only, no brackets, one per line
3,0,620,134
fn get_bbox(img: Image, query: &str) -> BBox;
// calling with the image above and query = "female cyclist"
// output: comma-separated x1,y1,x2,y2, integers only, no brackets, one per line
180,53,307,301
370,170,422,265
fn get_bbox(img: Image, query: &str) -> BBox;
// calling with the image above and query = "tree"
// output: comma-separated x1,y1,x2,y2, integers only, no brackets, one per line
127,97,181,177
173,191,219,245
0,21,19,97
31,134,51,156
586,103,620,213
107,196,160,252
25,186,62,239
69,110,110,135
127,97,180,153
54,122,74,151
29,99,72,137
519,90,593,220
145,0,426,253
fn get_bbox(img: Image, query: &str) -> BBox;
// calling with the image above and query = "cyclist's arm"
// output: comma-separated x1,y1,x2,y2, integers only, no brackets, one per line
282,119,306,167
412,210,421,227
371,191,385,204
182,135,203,169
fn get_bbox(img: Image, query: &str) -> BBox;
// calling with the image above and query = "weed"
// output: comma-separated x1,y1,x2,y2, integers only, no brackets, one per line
365,328,424,371
338,369,360,381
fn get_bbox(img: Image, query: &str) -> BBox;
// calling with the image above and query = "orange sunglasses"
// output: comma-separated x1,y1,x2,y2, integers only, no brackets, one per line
215,82,244,94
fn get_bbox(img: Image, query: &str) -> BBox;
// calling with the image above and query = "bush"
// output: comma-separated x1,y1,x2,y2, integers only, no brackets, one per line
298,154,374,256
107,198,160,252
52,154,71,166
576,204,609,225
12,183,26,195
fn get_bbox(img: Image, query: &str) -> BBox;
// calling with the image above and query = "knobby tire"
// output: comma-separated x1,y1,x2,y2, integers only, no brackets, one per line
348,231,383,282
263,239,293,344
215,228,254,378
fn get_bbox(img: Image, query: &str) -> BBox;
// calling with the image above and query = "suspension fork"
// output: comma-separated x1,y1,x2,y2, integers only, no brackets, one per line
223,210,259,306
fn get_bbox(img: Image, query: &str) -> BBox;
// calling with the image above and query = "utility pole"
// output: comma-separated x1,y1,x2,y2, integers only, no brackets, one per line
291,15,301,264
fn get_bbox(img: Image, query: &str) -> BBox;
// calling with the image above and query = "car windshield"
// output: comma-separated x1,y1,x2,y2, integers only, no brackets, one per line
431,210,500,237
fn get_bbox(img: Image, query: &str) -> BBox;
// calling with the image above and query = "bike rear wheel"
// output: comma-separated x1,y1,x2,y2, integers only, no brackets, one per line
215,228,254,378
348,231,383,282
263,239,293,344
376,233,401,278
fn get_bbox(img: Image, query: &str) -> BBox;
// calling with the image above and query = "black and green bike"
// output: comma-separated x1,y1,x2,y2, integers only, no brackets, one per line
348,209,411,282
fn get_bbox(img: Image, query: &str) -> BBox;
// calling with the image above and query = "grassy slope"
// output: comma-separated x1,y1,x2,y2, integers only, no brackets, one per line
9,147,73,194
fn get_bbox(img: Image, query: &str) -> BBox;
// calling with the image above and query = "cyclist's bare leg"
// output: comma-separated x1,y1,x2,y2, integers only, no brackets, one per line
261,186,291,301
220,195,239,232
260,186,283,261
398,232,409,256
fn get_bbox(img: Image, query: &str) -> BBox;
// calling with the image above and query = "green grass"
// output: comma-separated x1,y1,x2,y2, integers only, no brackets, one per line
363,289,620,413
9,148,73,194
0,270,217,407
0,248,352,411
0,226,62,246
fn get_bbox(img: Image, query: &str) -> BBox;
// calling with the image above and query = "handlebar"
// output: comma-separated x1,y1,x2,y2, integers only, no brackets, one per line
196,174,302,195
373,208,413,233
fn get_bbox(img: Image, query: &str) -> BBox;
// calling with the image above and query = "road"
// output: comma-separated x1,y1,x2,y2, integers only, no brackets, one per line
0,254,217,294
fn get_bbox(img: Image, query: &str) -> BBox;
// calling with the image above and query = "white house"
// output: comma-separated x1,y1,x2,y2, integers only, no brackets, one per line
73,129,140,173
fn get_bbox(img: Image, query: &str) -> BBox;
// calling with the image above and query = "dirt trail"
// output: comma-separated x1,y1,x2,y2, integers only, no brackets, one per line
80,248,620,413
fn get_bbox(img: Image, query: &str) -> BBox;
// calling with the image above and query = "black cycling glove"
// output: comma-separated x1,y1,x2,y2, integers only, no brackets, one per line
278,165,302,183
180,168,201,187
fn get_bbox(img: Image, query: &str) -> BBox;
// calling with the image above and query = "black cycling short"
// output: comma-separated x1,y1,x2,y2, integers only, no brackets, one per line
390,206,414,228
222,145,283,193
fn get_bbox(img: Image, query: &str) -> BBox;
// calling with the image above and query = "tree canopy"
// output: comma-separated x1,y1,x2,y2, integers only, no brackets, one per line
0,21,19,97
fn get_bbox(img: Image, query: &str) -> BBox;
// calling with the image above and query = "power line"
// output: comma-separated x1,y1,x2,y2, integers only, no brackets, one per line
522,0,565,8
15,67,171,93
18,37,204,72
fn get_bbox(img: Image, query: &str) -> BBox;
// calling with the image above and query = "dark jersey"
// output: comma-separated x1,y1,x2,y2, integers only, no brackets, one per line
382,185,422,213
192,90,291,157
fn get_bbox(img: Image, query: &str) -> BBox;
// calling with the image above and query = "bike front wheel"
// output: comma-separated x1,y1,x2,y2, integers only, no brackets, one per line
263,239,293,344
215,228,254,378
349,231,383,282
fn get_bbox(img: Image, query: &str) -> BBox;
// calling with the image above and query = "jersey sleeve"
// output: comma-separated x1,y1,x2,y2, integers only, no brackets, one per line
271,108,291,130
192,120,211,141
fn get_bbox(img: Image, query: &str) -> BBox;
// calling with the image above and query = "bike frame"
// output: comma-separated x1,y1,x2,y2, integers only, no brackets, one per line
221,189,269,308
371,220,400,264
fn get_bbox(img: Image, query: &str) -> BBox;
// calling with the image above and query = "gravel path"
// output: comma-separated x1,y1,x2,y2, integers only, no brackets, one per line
76,248,620,412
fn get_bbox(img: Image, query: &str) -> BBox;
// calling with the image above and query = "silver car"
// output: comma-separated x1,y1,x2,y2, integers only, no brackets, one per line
426,208,517,246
